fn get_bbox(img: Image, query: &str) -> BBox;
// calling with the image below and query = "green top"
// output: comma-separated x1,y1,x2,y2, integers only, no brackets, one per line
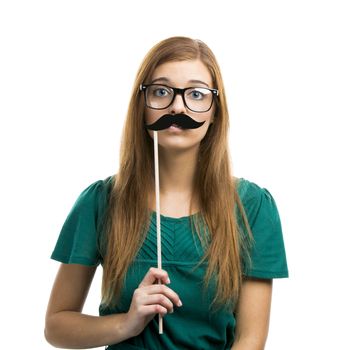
51,176,288,350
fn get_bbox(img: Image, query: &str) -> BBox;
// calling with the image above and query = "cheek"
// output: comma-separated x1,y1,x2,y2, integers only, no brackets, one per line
144,109,151,124
209,106,216,123
146,129,154,140
144,108,164,125
144,109,163,140
193,120,212,142
203,110,215,125
200,113,215,138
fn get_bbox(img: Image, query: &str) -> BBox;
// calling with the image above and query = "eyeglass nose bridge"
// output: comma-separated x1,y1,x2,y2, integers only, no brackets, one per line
169,87,188,110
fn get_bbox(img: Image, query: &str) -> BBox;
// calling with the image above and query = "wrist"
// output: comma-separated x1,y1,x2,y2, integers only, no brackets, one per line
105,312,136,344
116,312,138,340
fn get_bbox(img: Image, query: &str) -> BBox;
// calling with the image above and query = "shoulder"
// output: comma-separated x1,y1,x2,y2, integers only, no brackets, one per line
80,175,115,197
235,177,281,227
66,175,115,222
234,179,288,279
236,177,270,201
77,175,115,204
50,176,115,266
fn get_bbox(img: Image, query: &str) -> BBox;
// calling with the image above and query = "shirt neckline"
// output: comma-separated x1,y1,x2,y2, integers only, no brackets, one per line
150,210,200,222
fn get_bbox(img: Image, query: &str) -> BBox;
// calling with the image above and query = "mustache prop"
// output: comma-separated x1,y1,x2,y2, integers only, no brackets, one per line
145,114,205,131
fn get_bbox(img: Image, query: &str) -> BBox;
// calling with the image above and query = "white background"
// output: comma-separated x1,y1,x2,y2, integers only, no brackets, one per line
1,0,349,349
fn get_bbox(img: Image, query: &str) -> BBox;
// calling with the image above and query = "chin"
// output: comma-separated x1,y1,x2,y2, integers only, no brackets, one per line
158,140,201,153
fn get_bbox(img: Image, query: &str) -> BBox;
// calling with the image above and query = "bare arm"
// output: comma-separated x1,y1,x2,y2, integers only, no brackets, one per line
44,263,131,348
45,264,181,349
231,278,273,350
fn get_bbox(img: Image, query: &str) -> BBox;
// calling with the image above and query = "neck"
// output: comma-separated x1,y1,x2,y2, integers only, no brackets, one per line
158,146,198,195
148,144,201,217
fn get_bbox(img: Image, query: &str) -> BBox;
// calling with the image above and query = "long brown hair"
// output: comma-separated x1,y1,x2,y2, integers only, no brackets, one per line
101,36,252,309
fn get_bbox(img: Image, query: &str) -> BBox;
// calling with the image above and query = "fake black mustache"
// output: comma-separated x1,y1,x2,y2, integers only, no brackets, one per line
145,114,205,131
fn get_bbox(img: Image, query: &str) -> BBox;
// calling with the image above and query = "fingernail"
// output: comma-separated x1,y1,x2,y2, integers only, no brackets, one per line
166,277,171,284
177,300,182,307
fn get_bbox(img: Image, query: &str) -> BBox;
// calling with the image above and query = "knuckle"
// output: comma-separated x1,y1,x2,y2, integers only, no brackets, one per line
158,294,166,303
161,285,170,295
156,305,165,314
136,305,144,315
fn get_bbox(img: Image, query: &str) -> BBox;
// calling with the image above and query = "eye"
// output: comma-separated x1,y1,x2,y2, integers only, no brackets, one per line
187,88,207,100
152,86,172,97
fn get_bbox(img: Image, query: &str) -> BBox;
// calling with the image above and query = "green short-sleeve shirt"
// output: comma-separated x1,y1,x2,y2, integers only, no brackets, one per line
51,176,288,350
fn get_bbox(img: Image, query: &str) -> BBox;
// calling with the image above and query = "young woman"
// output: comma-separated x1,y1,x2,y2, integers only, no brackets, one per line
45,36,288,350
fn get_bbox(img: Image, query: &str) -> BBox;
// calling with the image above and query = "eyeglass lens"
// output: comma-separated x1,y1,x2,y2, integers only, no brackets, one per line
145,85,214,112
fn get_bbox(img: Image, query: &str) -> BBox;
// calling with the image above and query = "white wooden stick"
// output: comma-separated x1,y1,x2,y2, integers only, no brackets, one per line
153,131,163,334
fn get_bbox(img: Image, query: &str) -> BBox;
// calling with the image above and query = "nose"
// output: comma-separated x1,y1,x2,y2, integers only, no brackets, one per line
169,93,187,114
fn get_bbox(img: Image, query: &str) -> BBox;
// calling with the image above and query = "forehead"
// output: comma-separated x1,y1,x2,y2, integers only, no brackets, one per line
151,59,213,87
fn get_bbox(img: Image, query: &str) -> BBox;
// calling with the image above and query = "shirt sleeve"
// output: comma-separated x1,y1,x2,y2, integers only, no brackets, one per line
238,179,289,279
50,177,111,266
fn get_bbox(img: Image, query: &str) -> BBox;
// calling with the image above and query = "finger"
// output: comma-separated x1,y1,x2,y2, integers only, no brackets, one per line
139,267,170,287
141,304,168,317
140,294,174,313
141,284,182,307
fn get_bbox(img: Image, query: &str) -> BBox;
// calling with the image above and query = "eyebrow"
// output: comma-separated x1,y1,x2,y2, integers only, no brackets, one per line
151,77,210,87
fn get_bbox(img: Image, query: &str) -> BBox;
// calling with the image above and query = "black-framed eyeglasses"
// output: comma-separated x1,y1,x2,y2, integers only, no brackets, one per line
139,84,219,113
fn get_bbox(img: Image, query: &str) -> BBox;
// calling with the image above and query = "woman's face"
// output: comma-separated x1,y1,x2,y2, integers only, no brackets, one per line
144,59,216,153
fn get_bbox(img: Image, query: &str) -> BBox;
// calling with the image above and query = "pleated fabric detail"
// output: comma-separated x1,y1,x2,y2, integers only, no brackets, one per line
136,212,204,263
